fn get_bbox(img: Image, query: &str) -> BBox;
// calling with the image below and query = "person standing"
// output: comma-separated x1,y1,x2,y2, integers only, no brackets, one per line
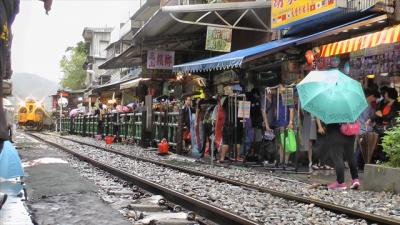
197,97,217,159
95,103,105,138
247,88,268,163
375,87,399,128
325,123,360,190
355,89,379,170
182,97,193,152
301,110,318,171
373,87,399,162
264,85,295,167
219,93,243,163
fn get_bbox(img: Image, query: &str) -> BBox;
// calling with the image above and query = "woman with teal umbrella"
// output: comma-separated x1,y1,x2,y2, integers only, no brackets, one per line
297,70,367,190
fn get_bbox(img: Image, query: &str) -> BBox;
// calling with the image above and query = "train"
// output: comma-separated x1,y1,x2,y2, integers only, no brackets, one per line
17,98,47,130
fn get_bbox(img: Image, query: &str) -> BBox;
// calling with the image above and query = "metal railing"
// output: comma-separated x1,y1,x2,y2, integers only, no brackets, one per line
56,110,183,152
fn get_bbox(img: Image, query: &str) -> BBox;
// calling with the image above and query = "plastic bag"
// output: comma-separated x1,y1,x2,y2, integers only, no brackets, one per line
279,129,297,153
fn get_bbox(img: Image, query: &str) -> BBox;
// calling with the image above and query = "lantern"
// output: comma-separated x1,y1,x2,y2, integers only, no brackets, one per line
305,50,314,65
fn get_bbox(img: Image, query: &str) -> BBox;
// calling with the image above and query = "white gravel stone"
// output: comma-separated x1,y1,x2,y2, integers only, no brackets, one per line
35,133,391,224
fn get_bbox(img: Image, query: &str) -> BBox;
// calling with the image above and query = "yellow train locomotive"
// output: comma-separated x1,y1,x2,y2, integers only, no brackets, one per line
18,98,46,130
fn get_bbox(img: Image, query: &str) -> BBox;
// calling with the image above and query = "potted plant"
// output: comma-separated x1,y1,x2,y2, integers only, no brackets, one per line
364,118,400,193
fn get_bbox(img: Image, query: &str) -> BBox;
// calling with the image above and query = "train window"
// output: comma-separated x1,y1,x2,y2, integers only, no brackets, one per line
29,105,33,112
19,108,27,113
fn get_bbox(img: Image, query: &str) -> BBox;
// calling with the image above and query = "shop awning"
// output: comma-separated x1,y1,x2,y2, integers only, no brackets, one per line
120,78,150,90
321,23,399,57
173,14,387,73
173,38,299,73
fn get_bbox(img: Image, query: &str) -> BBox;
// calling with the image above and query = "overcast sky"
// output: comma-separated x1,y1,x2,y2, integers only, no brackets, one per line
12,0,141,83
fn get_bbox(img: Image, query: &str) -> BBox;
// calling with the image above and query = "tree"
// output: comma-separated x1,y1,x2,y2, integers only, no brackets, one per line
60,41,88,90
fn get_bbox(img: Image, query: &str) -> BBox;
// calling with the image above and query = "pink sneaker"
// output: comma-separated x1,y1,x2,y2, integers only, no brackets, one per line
350,179,360,190
328,181,347,190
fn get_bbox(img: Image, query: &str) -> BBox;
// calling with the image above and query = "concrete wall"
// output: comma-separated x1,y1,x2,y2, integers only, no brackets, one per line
364,164,400,193
90,32,111,58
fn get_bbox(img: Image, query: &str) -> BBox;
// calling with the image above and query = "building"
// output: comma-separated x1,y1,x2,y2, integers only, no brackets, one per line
82,27,113,87
97,0,275,104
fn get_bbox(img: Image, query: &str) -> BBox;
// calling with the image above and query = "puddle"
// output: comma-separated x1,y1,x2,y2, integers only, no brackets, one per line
0,180,23,196
22,157,68,167
137,212,188,224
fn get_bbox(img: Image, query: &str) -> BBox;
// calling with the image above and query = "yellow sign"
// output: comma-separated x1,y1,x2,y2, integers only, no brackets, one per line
272,0,341,29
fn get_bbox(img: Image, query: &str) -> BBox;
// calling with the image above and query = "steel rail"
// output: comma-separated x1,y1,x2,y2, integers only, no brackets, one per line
56,135,308,184
47,134,400,225
28,133,258,225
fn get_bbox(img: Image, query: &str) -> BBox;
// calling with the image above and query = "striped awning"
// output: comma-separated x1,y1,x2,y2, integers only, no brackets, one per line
321,24,400,57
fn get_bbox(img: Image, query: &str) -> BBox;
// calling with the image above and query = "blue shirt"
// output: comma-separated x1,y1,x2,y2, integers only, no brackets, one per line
262,94,294,128
358,105,374,134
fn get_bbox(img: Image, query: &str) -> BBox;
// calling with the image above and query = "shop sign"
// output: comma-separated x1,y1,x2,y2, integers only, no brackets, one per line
147,50,175,70
238,101,251,118
205,26,232,52
321,24,400,57
272,0,344,29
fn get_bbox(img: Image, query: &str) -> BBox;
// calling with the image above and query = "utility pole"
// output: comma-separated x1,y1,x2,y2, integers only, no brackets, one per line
59,92,62,132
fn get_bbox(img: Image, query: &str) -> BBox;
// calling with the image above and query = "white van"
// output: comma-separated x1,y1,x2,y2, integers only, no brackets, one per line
3,98,14,140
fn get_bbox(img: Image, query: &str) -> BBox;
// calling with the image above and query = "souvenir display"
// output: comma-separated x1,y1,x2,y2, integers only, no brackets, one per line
350,43,400,77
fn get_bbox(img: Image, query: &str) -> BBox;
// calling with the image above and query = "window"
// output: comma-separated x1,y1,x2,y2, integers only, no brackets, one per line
99,41,108,58
115,42,121,55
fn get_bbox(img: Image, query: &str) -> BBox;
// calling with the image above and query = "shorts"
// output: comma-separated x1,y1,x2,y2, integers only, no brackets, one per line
222,125,243,145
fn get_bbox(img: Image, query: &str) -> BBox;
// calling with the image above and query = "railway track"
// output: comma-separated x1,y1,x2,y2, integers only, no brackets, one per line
28,132,258,225
29,132,400,225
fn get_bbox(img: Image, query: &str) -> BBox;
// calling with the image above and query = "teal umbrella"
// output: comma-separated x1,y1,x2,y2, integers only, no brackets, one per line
0,141,24,180
296,69,368,124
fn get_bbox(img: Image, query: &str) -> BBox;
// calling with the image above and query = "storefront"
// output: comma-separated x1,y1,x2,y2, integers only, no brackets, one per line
301,23,400,93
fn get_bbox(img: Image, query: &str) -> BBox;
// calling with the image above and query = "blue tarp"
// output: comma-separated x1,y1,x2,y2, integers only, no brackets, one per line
0,141,24,180
173,14,381,73
173,37,298,73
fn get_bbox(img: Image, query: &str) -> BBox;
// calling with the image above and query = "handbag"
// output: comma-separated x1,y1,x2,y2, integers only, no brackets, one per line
340,121,361,136
263,130,275,141
279,129,297,153
182,128,191,141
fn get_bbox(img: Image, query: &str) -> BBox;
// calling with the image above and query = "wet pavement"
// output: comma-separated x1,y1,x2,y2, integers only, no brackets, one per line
0,180,32,225
0,132,131,225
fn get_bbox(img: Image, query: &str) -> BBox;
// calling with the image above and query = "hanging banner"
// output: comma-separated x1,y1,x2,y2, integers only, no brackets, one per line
238,101,251,118
147,50,175,70
272,0,345,29
205,26,232,52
